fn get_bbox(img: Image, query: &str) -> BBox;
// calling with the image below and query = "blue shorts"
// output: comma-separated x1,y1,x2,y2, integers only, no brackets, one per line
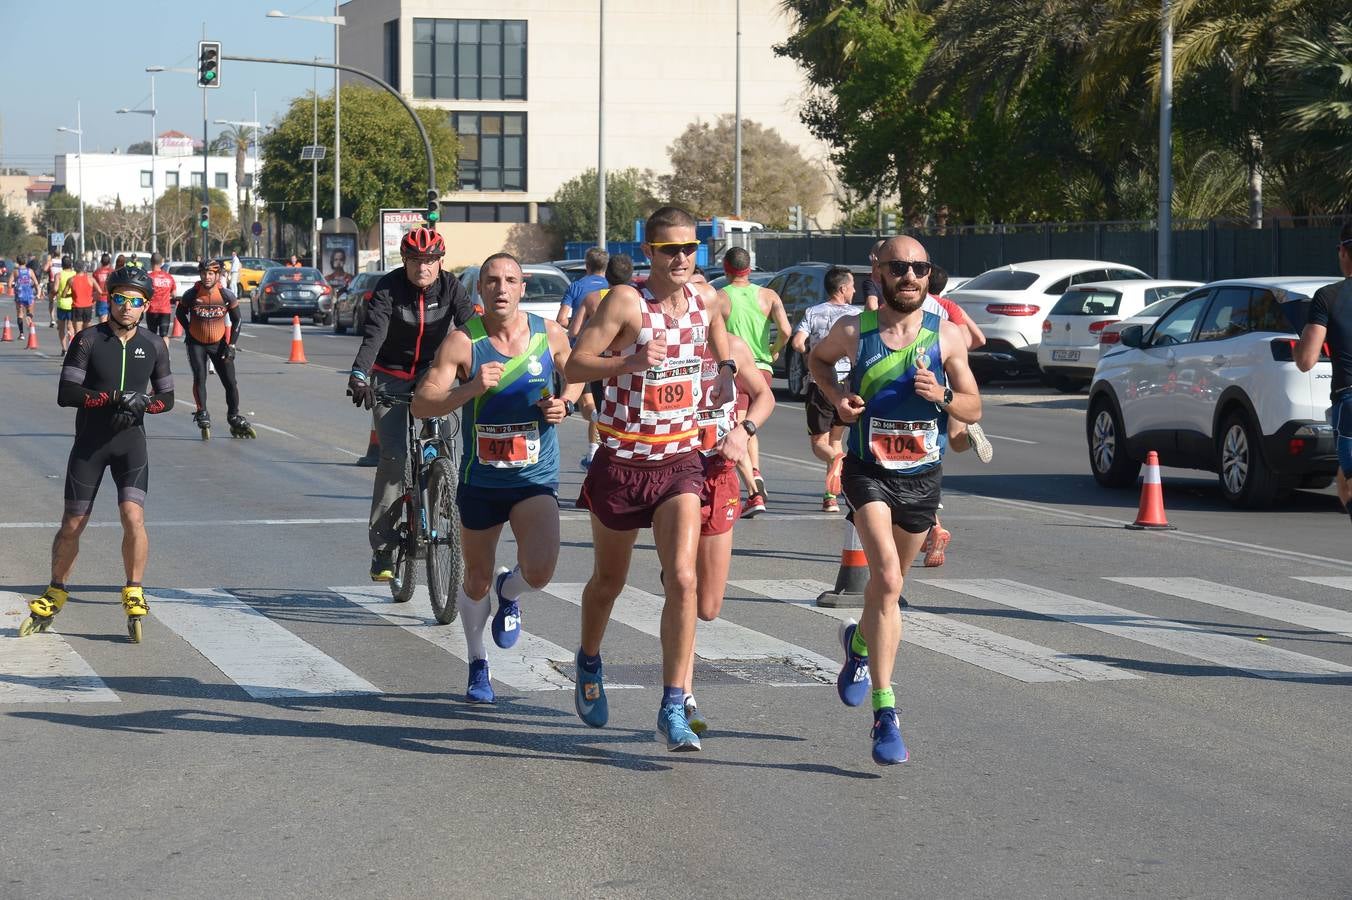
95,301,109,317
56,309,71,322
456,481,558,531
15,296,32,307
1331,393,1352,477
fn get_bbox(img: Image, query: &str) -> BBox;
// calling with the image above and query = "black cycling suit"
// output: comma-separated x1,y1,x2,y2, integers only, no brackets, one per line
351,268,476,382
177,283,242,416
58,323,175,516
1310,279,1352,400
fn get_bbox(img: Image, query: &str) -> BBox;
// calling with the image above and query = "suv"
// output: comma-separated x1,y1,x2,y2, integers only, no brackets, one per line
1087,276,1340,508
763,262,873,397
332,271,382,334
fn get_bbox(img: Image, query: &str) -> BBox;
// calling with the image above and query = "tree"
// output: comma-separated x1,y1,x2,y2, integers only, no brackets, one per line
1267,20,1352,214
0,203,29,257
258,85,459,234
212,124,256,243
155,186,231,261
126,141,153,155
547,168,659,243
660,116,829,228
38,189,83,235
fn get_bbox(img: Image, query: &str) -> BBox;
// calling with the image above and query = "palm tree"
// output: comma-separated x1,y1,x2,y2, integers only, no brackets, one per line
211,123,256,244
1270,22,1352,215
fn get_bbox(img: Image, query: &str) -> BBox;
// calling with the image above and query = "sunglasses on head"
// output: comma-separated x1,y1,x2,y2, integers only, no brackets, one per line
111,292,147,308
649,241,701,258
884,259,933,278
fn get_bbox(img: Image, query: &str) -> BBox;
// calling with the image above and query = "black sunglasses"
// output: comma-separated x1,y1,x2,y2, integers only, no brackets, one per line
884,259,933,278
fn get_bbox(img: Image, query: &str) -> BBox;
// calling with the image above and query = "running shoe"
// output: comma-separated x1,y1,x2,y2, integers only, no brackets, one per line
369,549,394,582
871,707,909,765
923,526,950,567
966,422,994,464
741,492,766,519
836,619,870,707
491,567,522,649
822,492,839,513
579,454,592,470
684,695,708,736
574,649,608,727
657,702,702,752
752,468,767,498
465,659,495,704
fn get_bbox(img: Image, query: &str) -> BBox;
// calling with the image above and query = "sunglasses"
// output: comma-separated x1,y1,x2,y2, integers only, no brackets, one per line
648,241,701,258
111,292,147,308
884,259,933,278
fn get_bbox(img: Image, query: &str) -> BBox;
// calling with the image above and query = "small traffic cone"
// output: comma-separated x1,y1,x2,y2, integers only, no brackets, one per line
356,426,379,467
1126,450,1176,530
286,315,307,364
170,314,183,339
1,317,11,341
25,326,39,350
816,519,870,608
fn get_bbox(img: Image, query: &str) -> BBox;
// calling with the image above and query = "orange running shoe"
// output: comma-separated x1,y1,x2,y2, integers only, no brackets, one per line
923,525,950,567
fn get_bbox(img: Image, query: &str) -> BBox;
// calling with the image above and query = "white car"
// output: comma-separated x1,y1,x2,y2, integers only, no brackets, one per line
1037,280,1199,391
166,261,201,299
949,259,1150,380
1096,294,1185,348
1087,276,1340,508
458,263,571,319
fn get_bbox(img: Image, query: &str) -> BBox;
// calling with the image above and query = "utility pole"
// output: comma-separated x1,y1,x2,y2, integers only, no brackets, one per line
1157,0,1173,277
596,0,606,250
734,0,743,219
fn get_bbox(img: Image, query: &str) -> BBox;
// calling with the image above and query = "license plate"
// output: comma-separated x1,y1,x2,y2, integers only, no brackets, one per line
1052,349,1080,361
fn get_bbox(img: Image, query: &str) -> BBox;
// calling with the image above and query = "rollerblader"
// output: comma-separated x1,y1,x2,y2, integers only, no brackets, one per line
20,265,175,643
177,259,252,440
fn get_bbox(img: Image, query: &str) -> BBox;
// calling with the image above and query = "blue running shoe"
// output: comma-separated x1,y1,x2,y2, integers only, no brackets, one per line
871,707,909,765
657,703,702,752
465,659,495,704
574,649,608,727
837,619,871,707
491,567,522,649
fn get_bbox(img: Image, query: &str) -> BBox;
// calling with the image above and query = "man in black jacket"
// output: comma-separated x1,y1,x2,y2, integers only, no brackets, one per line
348,226,477,581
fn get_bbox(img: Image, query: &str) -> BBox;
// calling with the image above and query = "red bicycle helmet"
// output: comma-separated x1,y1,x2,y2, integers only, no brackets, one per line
400,226,446,258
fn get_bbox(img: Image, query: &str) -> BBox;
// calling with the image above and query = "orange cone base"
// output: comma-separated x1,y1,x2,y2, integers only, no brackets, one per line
25,328,39,350
816,521,869,608
286,316,308,364
1126,521,1176,531
1126,450,1176,530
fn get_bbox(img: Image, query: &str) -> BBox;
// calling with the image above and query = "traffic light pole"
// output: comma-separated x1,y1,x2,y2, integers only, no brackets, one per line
202,85,210,261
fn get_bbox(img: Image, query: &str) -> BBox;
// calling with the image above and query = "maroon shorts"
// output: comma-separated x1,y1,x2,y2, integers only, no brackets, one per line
700,456,741,537
577,447,704,531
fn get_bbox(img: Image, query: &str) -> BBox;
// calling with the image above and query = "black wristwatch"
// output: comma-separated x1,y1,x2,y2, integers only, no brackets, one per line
718,359,738,376
936,386,953,411
564,400,576,417
741,419,757,437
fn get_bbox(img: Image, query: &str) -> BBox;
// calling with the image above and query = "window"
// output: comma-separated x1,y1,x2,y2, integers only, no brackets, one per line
413,18,526,100
1196,287,1253,342
384,20,400,90
140,170,153,188
1107,268,1149,281
452,112,526,191
165,171,179,187
1250,289,1303,335
438,202,530,223
1145,286,1191,305
1051,289,1122,316
961,270,1039,292
1150,293,1210,346
215,173,229,189
191,172,204,188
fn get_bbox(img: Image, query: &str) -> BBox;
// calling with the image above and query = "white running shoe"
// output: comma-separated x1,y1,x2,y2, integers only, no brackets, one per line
966,422,994,464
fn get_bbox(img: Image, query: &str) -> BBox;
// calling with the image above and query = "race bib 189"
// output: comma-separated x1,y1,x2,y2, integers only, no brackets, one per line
639,357,701,423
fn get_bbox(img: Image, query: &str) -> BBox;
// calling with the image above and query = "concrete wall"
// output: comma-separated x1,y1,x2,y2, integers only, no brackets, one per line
437,222,560,269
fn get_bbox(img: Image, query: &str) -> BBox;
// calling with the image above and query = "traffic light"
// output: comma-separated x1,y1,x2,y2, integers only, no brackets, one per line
883,212,898,233
426,189,441,224
199,206,210,230
197,41,221,88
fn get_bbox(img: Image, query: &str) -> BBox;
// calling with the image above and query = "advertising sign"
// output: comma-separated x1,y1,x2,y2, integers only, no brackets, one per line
319,233,358,292
380,208,427,271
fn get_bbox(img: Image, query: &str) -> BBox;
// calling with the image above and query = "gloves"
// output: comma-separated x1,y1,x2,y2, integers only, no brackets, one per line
116,391,150,416
220,343,236,362
348,373,374,410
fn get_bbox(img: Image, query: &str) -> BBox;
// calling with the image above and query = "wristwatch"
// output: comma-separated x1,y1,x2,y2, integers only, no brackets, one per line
741,419,758,437
936,386,953,411
564,399,576,417
718,359,738,376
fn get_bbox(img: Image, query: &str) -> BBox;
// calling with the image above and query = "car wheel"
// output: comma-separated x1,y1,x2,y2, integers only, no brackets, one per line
1088,397,1141,488
249,303,258,323
1217,410,1285,508
785,350,808,400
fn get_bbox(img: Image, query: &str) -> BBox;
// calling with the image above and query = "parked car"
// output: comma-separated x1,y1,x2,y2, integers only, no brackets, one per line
218,256,283,297
950,260,1150,381
550,259,589,283
1096,294,1188,348
1087,276,1340,508
763,262,874,396
250,267,333,325
166,261,201,299
332,271,382,335
707,271,776,291
459,263,572,318
1037,280,1200,391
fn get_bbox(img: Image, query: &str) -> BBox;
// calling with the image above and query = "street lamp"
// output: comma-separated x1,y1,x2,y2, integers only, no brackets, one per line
117,73,159,253
56,101,85,260
268,7,346,226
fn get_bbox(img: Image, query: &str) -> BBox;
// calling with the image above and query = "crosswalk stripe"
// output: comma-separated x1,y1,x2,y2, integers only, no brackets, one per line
1295,576,1352,591
731,579,1139,684
1111,577,1352,637
0,592,119,704
147,588,380,699
545,583,837,685
330,585,607,693
926,579,1352,680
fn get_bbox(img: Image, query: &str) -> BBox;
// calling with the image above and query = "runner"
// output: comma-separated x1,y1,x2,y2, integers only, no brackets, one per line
66,261,97,338
564,205,741,752
1296,218,1352,515
555,246,608,330
46,253,66,328
790,265,861,513
717,246,790,516
145,253,177,351
10,254,38,340
18,265,175,643
92,253,113,324
348,226,476,582
568,253,634,469
176,258,254,440
412,252,583,703
861,239,886,311
809,235,982,765
53,256,76,351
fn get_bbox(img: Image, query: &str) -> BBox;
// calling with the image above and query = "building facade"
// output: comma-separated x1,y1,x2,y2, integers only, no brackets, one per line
53,138,258,218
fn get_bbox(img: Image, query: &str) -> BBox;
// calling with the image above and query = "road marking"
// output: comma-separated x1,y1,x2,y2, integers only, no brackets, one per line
926,579,1352,680
0,592,120,704
546,582,837,685
984,433,1039,445
1295,576,1352,591
147,588,380,699
253,422,300,440
0,517,369,530
731,579,1138,684
1111,577,1352,637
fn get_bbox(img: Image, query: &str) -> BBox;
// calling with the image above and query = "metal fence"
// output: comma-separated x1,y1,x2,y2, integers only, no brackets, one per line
747,217,1341,282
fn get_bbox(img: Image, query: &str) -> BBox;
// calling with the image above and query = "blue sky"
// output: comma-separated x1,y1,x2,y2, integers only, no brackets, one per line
3,0,345,174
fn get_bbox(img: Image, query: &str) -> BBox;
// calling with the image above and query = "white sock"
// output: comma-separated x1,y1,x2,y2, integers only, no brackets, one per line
459,587,491,661
587,441,599,459
499,565,531,600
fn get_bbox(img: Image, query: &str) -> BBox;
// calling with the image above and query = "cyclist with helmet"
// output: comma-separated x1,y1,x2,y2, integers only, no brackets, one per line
19,266,175,643
177,258,254,439
348,225,476,582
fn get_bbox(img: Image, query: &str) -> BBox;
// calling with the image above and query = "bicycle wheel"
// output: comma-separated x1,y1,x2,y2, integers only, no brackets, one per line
389,455,419,604
425,456,462,624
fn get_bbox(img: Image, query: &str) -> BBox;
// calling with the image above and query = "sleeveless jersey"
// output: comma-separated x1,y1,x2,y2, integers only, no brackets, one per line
846,309,948,475
186,283,230,344
13,265,34,301
596,284,709,461
724,283,773,371
696,350,739,457
460,313,559,488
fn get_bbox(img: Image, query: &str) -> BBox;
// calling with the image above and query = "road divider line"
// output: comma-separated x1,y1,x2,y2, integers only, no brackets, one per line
146,588,380,699
1295,576,1352,591
0,517,369,530
985,433,1039,445
925,578,1352,680
1110,577,1352,637
731,579,1139,684
0,592,120,704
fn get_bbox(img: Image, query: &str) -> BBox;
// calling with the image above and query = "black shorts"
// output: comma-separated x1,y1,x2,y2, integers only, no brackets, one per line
841,455,941,534
457,481,558,531
64,426,149,516
805,382,844,436
146,312,172,336
71,307,94,325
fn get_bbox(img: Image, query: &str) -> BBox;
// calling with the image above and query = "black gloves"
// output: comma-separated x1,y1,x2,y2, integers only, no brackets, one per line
110,390,149,431
348,373,374,410
220,343,236,362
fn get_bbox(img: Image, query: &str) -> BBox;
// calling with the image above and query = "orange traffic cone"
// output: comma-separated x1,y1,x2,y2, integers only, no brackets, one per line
170,313,183,339
816,519,870,608
1126,450,1176,530
1,317,11,342
286,315,308,364
25,326,39,350
356,426,379,467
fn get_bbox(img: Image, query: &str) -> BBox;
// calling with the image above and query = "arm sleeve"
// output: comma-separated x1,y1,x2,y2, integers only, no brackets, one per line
228,303,242,343
176,287,194,333
146,339,175,414
351,285,393,375
57,332,113,409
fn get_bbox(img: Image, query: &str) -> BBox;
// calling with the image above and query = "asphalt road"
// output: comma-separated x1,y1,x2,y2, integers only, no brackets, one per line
2,318,1350,899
